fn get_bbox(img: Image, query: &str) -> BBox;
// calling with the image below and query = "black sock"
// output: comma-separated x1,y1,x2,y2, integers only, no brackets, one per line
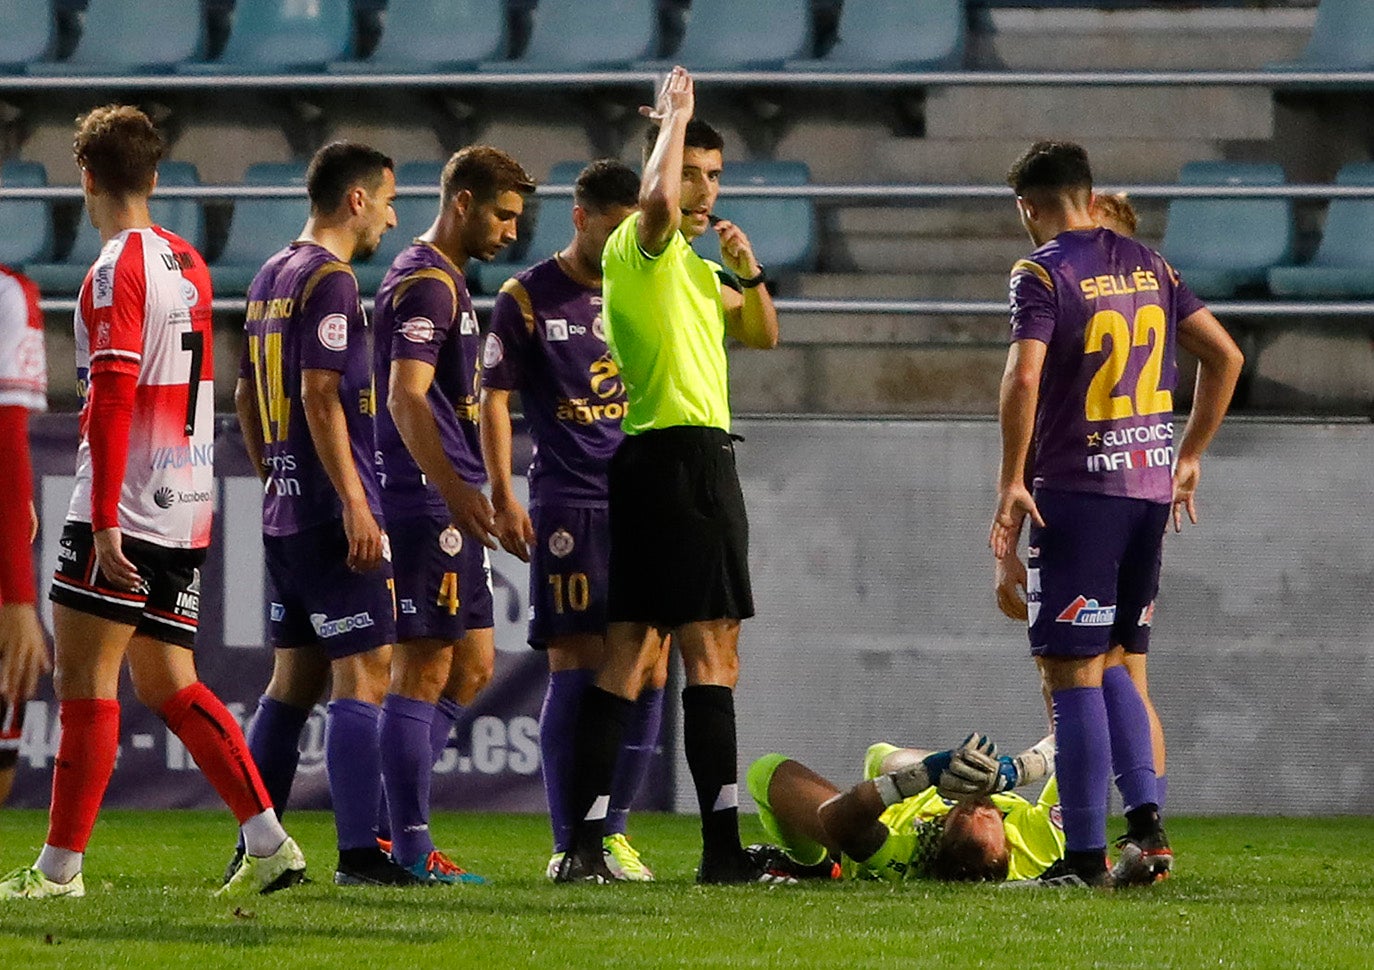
567,686,634,857
1066,848,1108,875
1124,803,1161,838
682,684,741,860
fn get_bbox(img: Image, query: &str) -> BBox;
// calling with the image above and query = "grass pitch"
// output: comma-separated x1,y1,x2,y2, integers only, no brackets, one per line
2,810,1373,968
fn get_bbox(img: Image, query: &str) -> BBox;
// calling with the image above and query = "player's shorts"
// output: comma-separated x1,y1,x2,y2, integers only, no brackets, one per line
388,511,493,643
264,519,397,659
607,426,755,628
527,502,611,648
49,521,205,649
0,696,24,771
1026,488,1170,658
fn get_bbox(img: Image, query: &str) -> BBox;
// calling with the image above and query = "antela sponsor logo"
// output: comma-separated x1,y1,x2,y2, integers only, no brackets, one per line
1056,595,1117,627
150,443,214,470
310,611,375,639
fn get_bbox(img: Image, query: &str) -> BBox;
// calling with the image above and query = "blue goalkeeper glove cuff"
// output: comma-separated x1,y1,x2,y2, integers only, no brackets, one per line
995,756,1019,793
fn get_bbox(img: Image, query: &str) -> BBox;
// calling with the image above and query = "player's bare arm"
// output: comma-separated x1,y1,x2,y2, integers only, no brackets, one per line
301,367,383,572
0,602,49,706
478,387,534,562
637,66,694,256
388,356,497,549
991,339,1048,558
718,222,779,350
1171,308,1244,531
233,377,269,484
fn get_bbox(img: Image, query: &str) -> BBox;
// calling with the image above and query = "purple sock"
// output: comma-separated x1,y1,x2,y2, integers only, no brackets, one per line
1051,686,1111,853
540,668,594,853
431,697,461,767
1157,774,1167,812
607,687,665,837
245,695,310,819
1102,665,1159,813
379,693,438,868
325,698,384,852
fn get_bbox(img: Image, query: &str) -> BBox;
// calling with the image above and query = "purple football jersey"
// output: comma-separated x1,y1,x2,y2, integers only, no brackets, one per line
481,255,625,506
373,241,485,518
1009,227,1206,503
239,243,382,537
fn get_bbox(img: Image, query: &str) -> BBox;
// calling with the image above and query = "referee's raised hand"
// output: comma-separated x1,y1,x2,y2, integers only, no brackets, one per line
640,65,694,124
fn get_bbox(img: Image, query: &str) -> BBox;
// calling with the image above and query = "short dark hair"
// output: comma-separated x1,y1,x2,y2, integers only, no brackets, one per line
1006,140,1093,202
73,104,164,198
306,141,394,214
441,146,535,207
641,119,725,166
574,159,640,212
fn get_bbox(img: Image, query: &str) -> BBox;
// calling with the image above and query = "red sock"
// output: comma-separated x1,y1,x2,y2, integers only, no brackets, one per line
47,699,120,852
160,683,272,824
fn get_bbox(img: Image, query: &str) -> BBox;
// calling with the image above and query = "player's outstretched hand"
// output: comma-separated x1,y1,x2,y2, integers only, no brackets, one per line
640,65,694,123
342,501,385,572
492,495,534,563
1171,455,1201,532
93,526,144,591
938,733,1008,800
444,482,499,551
989,483,1043,560
0,603,50,707
995,553,1028,621
713,220,761,281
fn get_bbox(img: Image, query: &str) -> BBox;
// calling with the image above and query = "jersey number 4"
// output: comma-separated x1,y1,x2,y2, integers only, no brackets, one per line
1084,305,1173,421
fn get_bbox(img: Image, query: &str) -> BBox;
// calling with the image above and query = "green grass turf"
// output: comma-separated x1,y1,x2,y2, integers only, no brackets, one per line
2,810,1374,968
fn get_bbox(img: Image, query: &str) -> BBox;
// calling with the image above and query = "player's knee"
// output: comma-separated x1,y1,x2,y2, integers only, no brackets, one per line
448,655,494,705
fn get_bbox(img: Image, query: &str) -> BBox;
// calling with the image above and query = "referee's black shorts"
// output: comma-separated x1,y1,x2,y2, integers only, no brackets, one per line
607,425,755,628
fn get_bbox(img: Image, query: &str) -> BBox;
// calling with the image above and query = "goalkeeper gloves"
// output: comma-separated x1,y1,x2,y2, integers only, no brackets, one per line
873,748,954,807
937,733,1017,799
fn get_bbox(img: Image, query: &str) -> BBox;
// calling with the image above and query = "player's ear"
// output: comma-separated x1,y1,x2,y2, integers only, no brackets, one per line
571,204,588,232
451,188,474,218
347,184,368,217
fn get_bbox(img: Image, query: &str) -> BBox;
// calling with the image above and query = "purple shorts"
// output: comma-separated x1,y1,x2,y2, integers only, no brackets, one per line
528,503,611,648
1026,489,1169,658
264,519,397,659
388,512,493,643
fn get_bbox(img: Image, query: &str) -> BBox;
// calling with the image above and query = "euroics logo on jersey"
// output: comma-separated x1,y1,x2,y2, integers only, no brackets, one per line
1084,421,1174,474
1056,595,1117,627
309,611,376,639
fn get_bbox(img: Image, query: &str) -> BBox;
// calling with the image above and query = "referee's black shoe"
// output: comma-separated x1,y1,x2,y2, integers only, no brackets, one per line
553,845,617,884
697,849,798,885
334,847,427,886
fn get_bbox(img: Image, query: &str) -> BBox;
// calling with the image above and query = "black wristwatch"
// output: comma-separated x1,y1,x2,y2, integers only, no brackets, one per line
738,267,768,288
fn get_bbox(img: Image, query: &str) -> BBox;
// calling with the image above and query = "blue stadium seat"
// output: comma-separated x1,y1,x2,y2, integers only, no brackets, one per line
0,161,53,267
671,0,811,68
354,160,445,293
330,0,505,73
211,162,309,295
468,160,579,294
692,161,818,274
1160,162,1293,299
1270,0,1374,70
1268,162,1374,298
182,0,351,73
29,0,201,74
513,0,657,70
0,1,53,71
795,0,965,70
26,162,205,295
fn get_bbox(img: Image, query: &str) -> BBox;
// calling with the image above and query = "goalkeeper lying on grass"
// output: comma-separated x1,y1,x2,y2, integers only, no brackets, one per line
745,734,1061,882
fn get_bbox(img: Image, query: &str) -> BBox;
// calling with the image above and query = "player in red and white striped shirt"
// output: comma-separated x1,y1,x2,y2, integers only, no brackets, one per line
0,106,304,901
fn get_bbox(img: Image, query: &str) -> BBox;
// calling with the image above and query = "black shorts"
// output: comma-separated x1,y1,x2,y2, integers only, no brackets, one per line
0,695,23,771
607,426,754,628
48,521,206,649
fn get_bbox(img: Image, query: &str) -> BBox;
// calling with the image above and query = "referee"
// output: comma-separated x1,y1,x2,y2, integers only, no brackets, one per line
555,66,780,884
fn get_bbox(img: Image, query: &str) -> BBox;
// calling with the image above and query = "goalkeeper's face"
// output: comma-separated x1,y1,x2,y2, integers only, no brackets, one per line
932,800,1009,882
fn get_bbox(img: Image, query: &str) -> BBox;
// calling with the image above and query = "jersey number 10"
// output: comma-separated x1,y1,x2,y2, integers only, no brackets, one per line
1084,305,1173,422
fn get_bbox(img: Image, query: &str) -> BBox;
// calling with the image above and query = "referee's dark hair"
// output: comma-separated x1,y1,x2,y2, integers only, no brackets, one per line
641,119,725,167
306,141,394,215
574,159,640,213
1006,140,1093,207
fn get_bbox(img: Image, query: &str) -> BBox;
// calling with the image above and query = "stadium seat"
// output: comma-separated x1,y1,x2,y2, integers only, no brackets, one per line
0,0,53,71
793,0,965,70
670,0,811,68
513,0,657,70
1268,162,1374,298
467,160,580,294
353,160,445,293
330,0,505,73
692,161,818,275
26,162,205,295
1269,0,1374,70
1160,162,1293,299
182,0,351,73
0,161,53,267
29,0,201,74
210,162,309,295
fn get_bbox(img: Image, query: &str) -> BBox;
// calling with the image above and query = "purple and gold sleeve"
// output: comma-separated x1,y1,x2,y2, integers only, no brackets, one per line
299,266,359,373
1166,264,1207,322
1008,262,1057,344
389,273,456,368
480,288,530,391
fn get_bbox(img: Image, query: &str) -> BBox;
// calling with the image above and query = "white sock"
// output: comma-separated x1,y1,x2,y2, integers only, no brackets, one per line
240,809,288,858
36,844,83,885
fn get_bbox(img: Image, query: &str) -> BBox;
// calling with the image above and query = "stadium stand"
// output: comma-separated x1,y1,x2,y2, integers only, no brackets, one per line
353,159,446,292
0,160,52,267
1160,162,1294,299
791,0,966,70
29,0,201,75
209,161,309,294
1268,161,1374,298
1269,0,1374,69
692,161,818,275
0,0,53,71
180,0,352,73
329,0,506,73
670,0,812,68
511,0,660,70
